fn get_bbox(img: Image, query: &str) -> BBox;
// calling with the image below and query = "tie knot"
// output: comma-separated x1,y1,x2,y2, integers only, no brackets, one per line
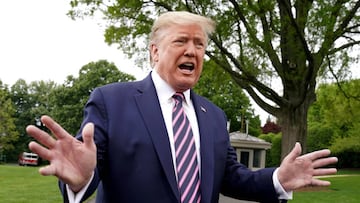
173,92,184,103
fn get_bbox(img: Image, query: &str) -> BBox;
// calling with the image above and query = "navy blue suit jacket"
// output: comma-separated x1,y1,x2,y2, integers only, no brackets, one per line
60,74,280,203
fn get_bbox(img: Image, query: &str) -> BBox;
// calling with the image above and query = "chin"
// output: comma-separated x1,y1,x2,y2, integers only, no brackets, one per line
173,76,198,90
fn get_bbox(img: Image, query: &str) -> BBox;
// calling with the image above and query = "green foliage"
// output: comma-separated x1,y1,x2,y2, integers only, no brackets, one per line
259,133,282,167
193,60,261,135
67,0,360,156
50,60,136,135
67,1,360,83
308,79,360,167
319,80,360,135
330,135,360,168
10,79,33,157
9,80,56,161
2,60,136,161
307,123,334,152
308,80,360,134
0,82,19,159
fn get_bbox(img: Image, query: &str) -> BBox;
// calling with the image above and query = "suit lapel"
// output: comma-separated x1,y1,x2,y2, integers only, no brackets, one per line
132,76,216,202
191,92,215,203
133,75,180,201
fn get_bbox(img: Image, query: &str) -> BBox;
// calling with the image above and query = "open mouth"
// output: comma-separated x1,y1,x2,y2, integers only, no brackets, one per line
179,62,195,71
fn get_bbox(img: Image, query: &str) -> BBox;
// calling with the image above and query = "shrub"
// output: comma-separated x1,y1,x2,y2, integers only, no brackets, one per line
259,133,282,167
331,135,360,168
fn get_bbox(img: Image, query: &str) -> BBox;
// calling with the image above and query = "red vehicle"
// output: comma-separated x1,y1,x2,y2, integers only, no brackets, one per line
18,152,39,166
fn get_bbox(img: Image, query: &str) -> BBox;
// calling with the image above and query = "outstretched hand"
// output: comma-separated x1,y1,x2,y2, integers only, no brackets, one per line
26,115,96,192
278,142,338,191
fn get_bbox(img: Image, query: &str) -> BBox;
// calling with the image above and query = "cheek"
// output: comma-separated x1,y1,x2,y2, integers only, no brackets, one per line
197,60,204,73
197,52,205,67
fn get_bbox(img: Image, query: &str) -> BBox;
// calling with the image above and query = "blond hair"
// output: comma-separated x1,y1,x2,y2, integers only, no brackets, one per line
150,11,215,43
149,11,215,66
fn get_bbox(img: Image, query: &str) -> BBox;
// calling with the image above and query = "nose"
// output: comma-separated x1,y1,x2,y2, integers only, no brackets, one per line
184,43,196,57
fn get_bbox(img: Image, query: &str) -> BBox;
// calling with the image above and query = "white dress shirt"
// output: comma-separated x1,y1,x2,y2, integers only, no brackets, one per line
151,70,201,179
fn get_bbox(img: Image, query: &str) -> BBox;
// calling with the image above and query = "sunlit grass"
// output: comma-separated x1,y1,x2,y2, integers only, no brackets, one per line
0,164,61,203
291,169,360,203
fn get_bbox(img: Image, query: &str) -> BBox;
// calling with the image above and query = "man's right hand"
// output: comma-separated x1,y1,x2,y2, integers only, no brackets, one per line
26,115,97,192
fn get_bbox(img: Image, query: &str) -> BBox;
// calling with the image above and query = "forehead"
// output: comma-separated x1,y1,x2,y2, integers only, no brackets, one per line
160,24,207,40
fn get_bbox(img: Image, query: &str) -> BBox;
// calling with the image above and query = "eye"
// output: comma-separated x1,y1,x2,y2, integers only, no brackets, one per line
195,40,205,49
173,38,186,45
195,42,205,49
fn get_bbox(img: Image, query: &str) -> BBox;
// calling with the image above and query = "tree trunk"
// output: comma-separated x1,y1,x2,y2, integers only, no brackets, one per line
278,102,309,159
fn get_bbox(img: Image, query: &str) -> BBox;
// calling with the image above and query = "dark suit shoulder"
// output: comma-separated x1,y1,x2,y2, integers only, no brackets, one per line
94,75,151,96
96,80,139,92
191,91,226,115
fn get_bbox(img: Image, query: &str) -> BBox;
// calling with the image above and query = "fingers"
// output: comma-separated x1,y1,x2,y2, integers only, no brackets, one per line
39,165,57,176
26,115,74,148
40,115,71,140
82,123,95,149
311,178,331,187
28,141,52,161
313,168,338,176
300,149,331,161
312,156,338,168
26,125,56,149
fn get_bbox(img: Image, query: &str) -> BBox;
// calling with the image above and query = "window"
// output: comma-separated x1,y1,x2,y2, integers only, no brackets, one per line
240,151,250,167
253,149,261,168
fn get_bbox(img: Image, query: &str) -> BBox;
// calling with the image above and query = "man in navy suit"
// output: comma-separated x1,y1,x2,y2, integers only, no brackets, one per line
26,11,338,203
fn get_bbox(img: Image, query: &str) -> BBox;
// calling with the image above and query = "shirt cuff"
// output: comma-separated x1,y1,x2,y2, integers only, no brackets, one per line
272,168,293,200
66,172,94,203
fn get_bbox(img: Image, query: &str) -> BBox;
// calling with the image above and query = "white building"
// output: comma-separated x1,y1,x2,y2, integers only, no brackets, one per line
229,131,271,170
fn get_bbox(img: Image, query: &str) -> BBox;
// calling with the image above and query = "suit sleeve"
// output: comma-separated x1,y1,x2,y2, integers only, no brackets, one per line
220,140,281,203
59,87,109,202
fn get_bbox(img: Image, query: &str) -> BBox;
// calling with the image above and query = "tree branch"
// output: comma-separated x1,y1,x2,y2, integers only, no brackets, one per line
228,0,264,48
329,40,360,55
206,37,285,108
326,55,360,101
334,0,360,38
258,1,283,73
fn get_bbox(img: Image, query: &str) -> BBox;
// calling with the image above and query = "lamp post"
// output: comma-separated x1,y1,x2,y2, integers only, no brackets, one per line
245,119,249,137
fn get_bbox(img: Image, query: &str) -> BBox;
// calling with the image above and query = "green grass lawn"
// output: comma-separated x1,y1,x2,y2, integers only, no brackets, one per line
290,169,360,203
0,164,62,203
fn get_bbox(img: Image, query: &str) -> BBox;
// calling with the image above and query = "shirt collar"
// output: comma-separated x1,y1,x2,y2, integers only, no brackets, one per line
151,70,191,104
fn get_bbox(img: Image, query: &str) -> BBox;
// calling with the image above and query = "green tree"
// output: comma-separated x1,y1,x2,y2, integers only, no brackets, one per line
194,60,261,135
10,79,56,158
0,80,19,161
50,60,136,135
69,1,360,157
330,129,360,168
307,79,360,167
308,80,360,139
10,79,33,157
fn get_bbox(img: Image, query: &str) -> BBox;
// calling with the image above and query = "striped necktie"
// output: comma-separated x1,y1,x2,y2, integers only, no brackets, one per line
172,92,201,203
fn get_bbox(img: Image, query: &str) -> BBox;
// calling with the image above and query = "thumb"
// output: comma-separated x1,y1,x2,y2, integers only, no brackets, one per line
285,142,302,162
82,123,95,149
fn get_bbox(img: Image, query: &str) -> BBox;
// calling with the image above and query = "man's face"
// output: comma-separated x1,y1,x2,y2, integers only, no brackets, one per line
151,24,206,92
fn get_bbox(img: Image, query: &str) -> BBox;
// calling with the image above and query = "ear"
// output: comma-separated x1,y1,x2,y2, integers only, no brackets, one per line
150,44,159,63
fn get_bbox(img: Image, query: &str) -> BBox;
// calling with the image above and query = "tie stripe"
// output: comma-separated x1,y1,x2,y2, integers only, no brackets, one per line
172,93,201,203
